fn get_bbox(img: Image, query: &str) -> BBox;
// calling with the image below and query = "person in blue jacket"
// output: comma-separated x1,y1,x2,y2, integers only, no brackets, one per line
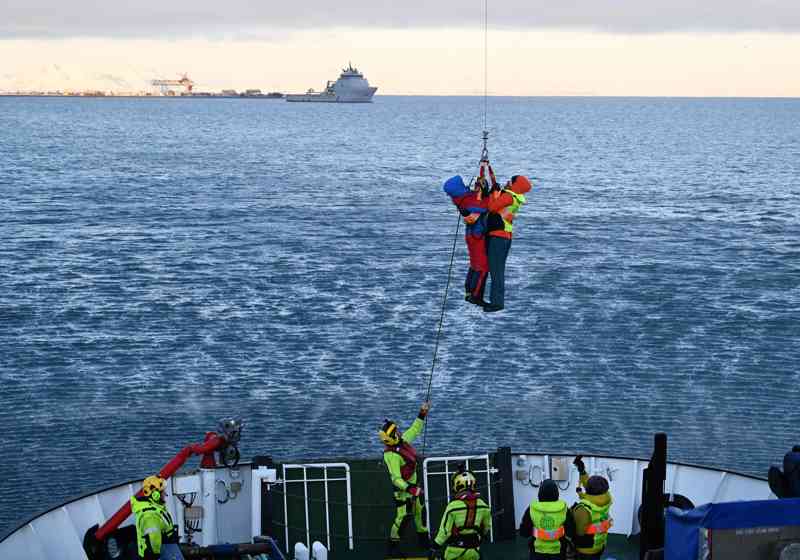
443,175,490,306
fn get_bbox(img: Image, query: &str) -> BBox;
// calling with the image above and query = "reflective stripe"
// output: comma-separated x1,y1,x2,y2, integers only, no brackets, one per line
530,499,567,555
574,497,613,554
534,526,565,540
143,527,160,536
585,518,613,534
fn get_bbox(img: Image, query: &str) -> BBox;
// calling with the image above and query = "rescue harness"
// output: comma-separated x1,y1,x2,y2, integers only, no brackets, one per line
446,491,486,550
384,441,419,480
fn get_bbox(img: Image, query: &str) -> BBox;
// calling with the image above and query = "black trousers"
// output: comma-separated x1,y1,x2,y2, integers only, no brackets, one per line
531,551,565,560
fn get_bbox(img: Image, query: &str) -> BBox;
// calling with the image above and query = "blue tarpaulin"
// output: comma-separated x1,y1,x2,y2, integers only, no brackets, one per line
159,543,186,560
665,498,800,560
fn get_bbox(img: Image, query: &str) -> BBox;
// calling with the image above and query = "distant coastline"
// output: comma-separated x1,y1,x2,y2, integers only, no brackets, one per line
0,90,284,99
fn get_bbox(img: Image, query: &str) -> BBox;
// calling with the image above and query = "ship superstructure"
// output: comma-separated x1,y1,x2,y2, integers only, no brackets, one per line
286,63,377,103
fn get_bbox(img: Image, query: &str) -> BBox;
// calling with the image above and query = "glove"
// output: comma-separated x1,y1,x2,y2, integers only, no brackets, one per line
573,455,586,475
428,542,441,559
407,485,423,497
463,213,479,225
419,401,431,419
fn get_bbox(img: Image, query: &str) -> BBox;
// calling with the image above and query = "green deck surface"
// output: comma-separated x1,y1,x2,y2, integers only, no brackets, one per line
334,534,639,560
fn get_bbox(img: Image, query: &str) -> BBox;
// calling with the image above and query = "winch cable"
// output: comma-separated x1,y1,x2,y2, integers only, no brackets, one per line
482,0,489,135
420,0,492,460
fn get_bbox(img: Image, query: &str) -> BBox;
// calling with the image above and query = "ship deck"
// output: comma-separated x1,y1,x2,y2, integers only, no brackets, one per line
337,534,640,559
0,449,771,560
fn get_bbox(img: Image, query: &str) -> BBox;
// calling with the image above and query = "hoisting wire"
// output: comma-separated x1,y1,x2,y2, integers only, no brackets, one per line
483,0,488,134
480,0,490,168
420,0,491,459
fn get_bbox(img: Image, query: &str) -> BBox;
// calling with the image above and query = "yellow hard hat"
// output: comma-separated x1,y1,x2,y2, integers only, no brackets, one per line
142,476,165,501
379,419,401,446
452,470,477,494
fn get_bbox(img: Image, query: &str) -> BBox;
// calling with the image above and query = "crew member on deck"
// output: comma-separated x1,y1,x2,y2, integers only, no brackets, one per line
380,401,432,553
519,479,575,559
484,175,532,312
571,456,614,560
131,475,177,560
431,467,492,560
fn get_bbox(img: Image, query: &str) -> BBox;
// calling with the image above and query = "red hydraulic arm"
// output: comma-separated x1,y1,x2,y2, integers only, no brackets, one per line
94,432,227,541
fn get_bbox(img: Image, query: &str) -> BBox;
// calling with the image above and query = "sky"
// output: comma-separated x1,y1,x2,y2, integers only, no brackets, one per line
1,1,799,96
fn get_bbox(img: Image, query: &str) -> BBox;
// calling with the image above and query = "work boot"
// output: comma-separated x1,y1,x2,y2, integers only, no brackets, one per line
482,304,504,313
386,539,401,557
465,295,488,307
417,531,430,548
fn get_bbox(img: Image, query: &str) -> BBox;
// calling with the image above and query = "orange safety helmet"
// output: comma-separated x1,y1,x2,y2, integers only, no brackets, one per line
509,175,532,195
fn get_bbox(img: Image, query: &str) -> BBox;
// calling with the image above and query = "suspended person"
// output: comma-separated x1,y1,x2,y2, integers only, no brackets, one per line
379,401,432,554
484,175,532,312
519,479,575,560
571,456,613,560
131,475,177,560
443,175,490,306
430,468,492,560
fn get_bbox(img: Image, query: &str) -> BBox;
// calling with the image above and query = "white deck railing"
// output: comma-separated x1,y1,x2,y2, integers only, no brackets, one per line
280,462,354,553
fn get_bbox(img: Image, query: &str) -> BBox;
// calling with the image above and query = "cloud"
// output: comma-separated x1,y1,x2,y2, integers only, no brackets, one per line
1,0,800,38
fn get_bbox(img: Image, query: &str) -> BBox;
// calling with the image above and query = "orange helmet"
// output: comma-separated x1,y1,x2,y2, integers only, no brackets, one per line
509,175,532,194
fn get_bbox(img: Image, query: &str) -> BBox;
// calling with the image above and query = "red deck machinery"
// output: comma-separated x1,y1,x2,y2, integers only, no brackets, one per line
83,419,243,560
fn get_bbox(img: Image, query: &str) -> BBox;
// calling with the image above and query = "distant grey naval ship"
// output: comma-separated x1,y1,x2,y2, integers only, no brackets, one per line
285,63,378,103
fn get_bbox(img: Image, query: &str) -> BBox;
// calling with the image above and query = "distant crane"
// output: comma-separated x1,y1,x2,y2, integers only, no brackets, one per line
150,73,194,95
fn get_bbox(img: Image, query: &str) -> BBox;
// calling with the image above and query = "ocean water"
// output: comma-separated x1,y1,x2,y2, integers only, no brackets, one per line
0,96,798,536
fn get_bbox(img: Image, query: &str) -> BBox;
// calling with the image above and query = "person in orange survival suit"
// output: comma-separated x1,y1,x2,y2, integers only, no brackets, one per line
484,175,532,312
443,175,491,307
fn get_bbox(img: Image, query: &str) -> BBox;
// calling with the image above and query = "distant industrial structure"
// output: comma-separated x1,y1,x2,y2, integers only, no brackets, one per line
1,73,286,99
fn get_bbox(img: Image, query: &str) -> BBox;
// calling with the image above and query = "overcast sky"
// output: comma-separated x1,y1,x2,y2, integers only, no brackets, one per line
2,1,799,96
3,0,800,37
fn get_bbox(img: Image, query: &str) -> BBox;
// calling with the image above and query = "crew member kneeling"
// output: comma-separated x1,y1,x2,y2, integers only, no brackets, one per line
131,475,177,560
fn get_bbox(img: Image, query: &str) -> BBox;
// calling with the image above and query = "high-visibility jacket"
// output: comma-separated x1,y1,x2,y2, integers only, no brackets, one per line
131,496,175,559
529,499,567,555
383,417,424,498
574,497,613,554
434,491,492,558
487,189,526,238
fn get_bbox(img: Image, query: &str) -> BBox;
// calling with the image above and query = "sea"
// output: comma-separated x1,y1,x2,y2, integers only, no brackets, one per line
0,95,798,536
